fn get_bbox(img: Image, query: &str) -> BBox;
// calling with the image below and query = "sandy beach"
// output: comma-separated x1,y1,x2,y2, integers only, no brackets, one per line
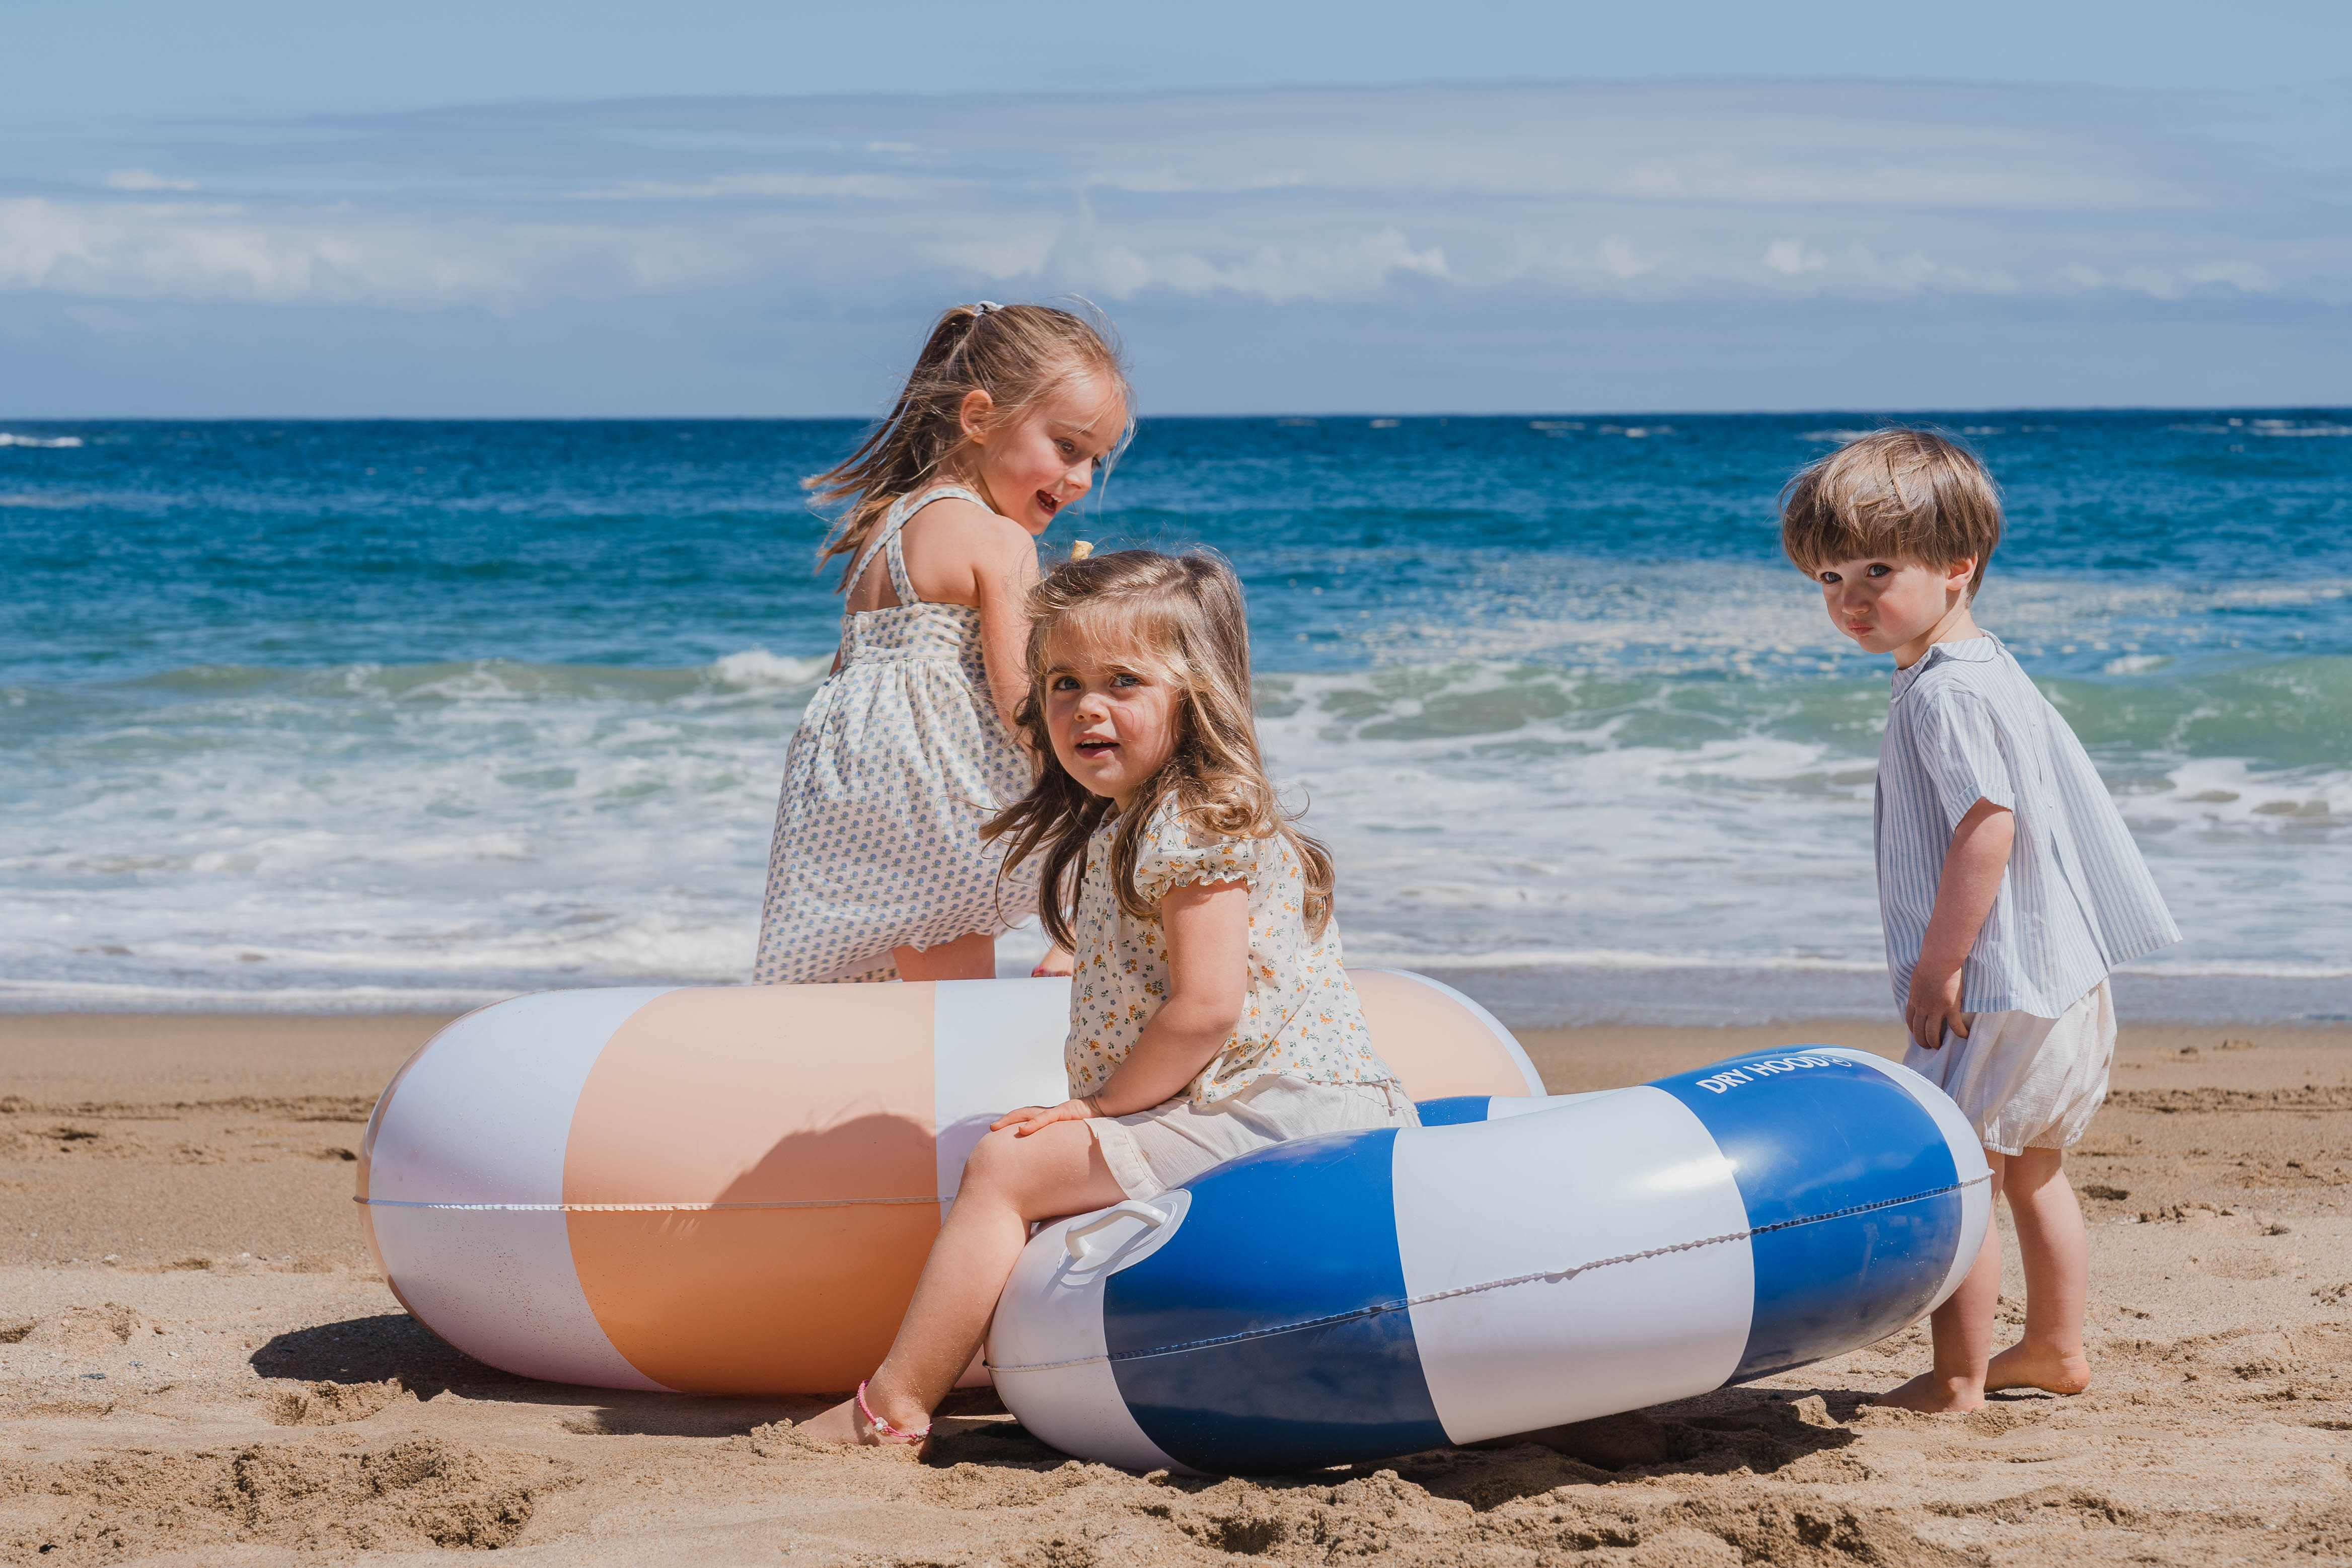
8,1009,2352,1565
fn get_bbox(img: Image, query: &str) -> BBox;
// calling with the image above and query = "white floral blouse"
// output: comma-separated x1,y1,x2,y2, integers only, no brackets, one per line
1064,797,1395,1106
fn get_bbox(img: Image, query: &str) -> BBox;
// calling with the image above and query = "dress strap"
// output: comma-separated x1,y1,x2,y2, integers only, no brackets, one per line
880,532,919,607
846,484,991,608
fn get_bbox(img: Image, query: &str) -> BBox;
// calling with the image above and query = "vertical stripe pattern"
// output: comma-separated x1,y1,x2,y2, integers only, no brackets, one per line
1877,635,2179,1018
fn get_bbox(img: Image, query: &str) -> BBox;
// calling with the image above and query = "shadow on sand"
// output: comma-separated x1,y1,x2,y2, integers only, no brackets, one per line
251,1315,1876,1481
247,1315,1031,1445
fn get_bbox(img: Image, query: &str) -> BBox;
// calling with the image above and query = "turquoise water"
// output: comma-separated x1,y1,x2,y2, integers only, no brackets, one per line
5,412,2348,1021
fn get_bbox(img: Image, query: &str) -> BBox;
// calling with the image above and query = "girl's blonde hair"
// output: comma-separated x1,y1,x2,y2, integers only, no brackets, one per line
806,301,1133,591
984,550,1336,952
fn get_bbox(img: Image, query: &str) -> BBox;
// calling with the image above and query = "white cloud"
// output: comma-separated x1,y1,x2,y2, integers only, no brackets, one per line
104,169,197,191
1847,247,2017,295
2063,257,2280,299
2186,260,2275,292
1079,229,1448,303
1761,239,1827,275
1089,167,1311,195
1600,148,2162,210
574,172,932,202
0,197,516,303
0,78,2340,322
1592,235,1661,280
931,232,1058,282
2120,266,2184,300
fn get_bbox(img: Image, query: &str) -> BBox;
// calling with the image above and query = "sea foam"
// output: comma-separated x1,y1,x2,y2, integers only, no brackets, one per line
5,413,2347,1022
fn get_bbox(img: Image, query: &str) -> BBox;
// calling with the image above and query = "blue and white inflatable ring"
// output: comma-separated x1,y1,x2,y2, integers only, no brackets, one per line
988,1046,1992,1474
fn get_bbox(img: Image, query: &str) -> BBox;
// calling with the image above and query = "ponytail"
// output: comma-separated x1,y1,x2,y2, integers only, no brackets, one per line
807,301,1130,591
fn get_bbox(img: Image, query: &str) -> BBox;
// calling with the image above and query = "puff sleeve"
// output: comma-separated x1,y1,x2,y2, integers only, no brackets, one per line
1132,800,1265,905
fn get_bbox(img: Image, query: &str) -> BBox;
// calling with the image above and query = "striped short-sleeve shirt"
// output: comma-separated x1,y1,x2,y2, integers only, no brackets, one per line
1876,634,2179,1018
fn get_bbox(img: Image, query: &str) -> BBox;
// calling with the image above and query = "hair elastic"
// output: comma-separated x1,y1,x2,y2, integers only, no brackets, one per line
971,300,1000,318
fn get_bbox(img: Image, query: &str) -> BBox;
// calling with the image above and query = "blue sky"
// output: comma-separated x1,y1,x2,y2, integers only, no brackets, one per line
4,2,2346,416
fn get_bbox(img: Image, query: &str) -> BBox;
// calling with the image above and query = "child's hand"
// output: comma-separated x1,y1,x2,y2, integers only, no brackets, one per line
1908,799,2010,1054
1906,964,1971,1052
1031,944,1075,978
991,1098,1099,1137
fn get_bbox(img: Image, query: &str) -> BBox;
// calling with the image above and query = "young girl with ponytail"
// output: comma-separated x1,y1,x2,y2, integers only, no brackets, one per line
754,302,1130,984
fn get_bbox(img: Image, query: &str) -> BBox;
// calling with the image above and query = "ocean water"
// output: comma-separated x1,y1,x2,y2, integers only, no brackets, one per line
5,413,2348,1024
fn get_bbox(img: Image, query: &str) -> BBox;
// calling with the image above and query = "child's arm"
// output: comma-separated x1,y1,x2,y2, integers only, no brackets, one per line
993,880,1250,1135
972,539,1042,737
1906,798,2015,1051
893,494,1039,733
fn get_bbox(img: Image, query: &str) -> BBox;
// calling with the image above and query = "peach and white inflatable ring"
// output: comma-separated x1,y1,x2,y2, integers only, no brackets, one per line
355,970,1539,1395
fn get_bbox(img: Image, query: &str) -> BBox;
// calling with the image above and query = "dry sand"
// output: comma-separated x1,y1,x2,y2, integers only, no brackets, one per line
8,1010,2352,1565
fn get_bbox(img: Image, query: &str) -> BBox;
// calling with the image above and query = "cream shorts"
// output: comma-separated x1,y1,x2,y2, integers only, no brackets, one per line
1902,978,2115,1156
1087,1076,1420,1201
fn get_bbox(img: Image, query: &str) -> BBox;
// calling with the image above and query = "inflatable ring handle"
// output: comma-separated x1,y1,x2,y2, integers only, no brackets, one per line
1064,1201,1171,1266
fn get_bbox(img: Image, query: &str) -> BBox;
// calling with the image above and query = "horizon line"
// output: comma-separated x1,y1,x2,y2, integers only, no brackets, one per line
5,403,2348,425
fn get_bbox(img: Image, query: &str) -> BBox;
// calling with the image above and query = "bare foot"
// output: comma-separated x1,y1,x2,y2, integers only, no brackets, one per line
1870,1370,1985,1413
1986,1340,2091,1395
795,1397,863,1445
793,1390,930,1452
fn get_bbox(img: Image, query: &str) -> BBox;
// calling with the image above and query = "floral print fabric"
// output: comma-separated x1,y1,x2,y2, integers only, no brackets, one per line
1064,797,1395,1105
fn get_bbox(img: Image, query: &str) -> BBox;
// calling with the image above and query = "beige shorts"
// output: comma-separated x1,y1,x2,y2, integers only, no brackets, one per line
1087,1076,1421,1200
1902,979,2115,1156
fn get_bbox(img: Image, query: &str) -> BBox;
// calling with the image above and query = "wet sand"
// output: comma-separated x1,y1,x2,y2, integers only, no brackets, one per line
7,1010,2352,1564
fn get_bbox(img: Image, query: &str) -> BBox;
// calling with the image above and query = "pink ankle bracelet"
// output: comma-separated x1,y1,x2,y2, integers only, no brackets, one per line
855,1380,931,1442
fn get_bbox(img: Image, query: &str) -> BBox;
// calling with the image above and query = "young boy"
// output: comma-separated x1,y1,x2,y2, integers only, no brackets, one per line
1782,428,2179,1413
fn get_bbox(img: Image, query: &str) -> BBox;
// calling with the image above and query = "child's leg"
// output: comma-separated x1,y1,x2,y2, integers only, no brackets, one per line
1986,1146,2091,1394
894,932,995,981
1876,1150,2005,1412
800,1119,1126,1443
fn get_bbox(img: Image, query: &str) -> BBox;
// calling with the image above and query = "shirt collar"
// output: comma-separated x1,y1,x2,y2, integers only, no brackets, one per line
1890,633,2001,698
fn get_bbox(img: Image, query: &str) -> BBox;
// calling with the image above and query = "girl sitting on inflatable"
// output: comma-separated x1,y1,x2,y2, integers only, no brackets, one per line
803,549,1418,1449
753,301,1130,986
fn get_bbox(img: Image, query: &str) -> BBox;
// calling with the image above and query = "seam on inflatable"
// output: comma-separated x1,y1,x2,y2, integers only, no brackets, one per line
988,1173,1992,1375
353,1196,942,1212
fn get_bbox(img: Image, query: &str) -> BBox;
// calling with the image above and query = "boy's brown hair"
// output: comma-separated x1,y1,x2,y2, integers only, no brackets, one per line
1780,427,2003,598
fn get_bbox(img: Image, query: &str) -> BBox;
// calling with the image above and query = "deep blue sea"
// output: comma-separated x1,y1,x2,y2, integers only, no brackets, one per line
5,412,2349,1023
